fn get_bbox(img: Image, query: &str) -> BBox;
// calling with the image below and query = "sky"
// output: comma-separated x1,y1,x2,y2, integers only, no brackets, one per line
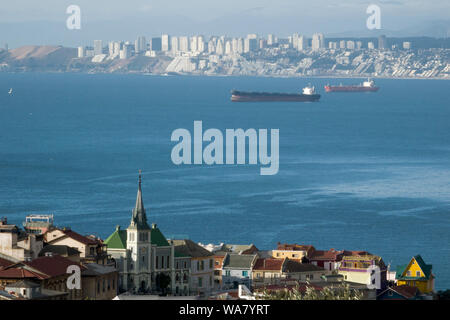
0,0,449,48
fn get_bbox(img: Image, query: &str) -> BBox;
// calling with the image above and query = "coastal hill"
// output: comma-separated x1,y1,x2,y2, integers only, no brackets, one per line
0,45,172,74
0,45,77,72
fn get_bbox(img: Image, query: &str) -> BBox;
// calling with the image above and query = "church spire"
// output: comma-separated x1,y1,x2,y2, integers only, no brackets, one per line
129,170,150,230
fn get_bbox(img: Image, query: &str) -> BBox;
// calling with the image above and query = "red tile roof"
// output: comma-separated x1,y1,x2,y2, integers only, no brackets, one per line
310,249,343,261
24,255,85,278
0,257,15,269
0,267,47,280
253,258,284,271
390,285,419,299
58,229,100,245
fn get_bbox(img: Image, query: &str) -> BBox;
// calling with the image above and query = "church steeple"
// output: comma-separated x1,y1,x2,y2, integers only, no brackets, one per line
129,170,151,230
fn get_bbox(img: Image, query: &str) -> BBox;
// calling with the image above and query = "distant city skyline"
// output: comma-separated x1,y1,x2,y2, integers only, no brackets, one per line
1,0,449,48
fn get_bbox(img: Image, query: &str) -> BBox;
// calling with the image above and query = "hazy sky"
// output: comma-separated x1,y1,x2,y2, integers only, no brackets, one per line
1,0,449,47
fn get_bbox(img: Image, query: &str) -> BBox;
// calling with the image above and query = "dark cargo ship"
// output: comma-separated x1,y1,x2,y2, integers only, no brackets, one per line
231,86,320,102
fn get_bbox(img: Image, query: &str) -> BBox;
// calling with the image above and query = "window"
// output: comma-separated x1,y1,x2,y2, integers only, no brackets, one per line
90,247,95,256
184,261,187,269
210,259,213,269
167,256,170,269
197,261,200,271
225,270,231,277
407,271,411,276
156,256,159,269
242,271,248,277
198,277,203,288
416,271,421,277
200,260,204,270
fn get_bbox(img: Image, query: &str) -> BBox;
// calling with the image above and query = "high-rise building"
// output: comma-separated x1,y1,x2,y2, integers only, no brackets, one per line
237,38,244,53
171,37,179,53
403,41,412,50
368,41,375,50
162,34,170,52
356,41,362,50
77,46,84,58
151,37,162,52
378,35,387,50
267,34,275,46
179,36,189,52
135,36,147,54
197,36,205,53
93,40,103,55
207,40,215,53
311,33,325,50
340,40,346,49
225,41,232,55
298,35,307,51
216,39,224,55
346,40,355,50
190,36,198,52
120,43,132,59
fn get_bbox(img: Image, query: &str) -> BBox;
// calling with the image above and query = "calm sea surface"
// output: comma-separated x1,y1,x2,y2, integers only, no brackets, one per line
0,73,449,289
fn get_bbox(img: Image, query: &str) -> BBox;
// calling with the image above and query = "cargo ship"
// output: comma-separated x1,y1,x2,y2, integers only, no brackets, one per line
324,79,379,92
231,86,320,102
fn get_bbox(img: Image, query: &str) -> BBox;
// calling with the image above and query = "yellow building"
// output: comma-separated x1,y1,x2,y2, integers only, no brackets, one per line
271,243,315,261
396,255,435,294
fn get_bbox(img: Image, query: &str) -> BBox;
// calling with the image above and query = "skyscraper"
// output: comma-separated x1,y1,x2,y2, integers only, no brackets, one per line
378,35,387,50
93,40,103,55
77,46,84,58
311,33,325,50
298,35,307,51
179,36,189,52
162,34,171,52
171,37,179,53
151,37,162,51
135,36,147,54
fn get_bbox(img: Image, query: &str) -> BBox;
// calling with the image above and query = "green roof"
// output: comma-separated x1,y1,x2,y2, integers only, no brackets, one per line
396,255,433,280
151,226,170,247
104,224,170,249
105,227,127,250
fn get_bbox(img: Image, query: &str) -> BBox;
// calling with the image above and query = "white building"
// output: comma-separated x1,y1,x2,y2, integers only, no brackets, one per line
311,33,325,50
162,34,170,52
93,40,103,55
77,46,84,58
179,36,189,52
171,36,179,53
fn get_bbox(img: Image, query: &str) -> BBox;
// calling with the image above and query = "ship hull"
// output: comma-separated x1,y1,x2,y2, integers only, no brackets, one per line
231,91,320,102
324,85,379,92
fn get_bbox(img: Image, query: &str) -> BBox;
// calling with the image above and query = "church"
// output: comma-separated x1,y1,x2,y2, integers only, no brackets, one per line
105,171,191,295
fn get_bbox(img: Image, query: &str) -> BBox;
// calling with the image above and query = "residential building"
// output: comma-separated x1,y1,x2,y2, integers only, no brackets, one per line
93,40,103,55
309,248,344,270
377,285,420,300
221,253,258,289
81,263,118,300
271,243,315,261
0,217,43,261
282,259,329,282
77,46,84,58
252,258,286,286
395,255,435,294
338,254,387,290
44,227,107,265
378,35,387,50
151,37,162,52
162,34,170,52
169,239,214,296
23,214,54,234
312,33,325,50
38,245,81,263
0,254,84,299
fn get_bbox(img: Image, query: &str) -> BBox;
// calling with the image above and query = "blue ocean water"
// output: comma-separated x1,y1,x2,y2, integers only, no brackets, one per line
0,73,449,289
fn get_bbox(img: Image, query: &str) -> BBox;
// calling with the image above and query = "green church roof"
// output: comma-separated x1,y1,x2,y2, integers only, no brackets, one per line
104,227,127,250
150,224,170,247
